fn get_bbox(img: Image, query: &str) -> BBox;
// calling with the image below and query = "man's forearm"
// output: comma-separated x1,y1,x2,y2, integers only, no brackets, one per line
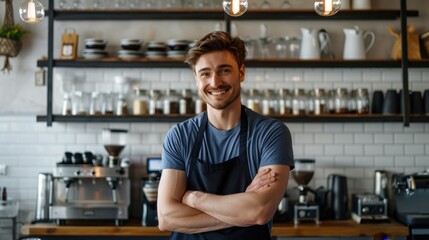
182,166,290,227
184,191,273,227
158,198,233,233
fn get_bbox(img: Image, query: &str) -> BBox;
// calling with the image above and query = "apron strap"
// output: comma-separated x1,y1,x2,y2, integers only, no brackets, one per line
187,112,208,178
187,106,249,178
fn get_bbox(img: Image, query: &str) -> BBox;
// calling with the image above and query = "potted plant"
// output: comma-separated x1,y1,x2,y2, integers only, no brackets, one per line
0,0,27,73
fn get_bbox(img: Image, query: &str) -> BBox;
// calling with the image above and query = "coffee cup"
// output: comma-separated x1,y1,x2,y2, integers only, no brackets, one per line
423,89,429,115
371,90,384,114
382,89,399,115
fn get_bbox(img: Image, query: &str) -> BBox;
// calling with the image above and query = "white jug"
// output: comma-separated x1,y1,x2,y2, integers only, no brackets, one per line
300,28,326,59
343,26,375,60
352,0,371,10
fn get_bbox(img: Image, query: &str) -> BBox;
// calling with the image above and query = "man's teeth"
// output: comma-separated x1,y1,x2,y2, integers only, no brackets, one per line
211,90,226,96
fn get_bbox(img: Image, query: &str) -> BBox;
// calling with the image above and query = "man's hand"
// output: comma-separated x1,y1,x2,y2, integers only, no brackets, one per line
246,168,277,193
183,168,277,208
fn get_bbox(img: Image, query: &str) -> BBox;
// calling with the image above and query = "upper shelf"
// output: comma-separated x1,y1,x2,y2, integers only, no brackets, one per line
37,58,429,68
36,114,429,123
51,9,419,21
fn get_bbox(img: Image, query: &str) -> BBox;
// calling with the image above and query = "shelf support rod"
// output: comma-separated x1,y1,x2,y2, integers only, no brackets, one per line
224,13,231,34
400,0,410,127
46,0,54,126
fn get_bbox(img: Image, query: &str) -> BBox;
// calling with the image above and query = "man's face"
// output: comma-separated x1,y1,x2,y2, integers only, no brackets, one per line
193,50,245,110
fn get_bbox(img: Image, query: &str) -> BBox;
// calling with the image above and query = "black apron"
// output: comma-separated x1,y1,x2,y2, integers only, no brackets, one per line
170,106,271,240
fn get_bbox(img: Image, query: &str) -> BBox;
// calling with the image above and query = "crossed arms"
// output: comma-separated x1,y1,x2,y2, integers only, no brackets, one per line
157,165,290,234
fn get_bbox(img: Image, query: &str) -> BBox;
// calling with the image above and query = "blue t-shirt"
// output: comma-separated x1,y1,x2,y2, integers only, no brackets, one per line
162,107,294,179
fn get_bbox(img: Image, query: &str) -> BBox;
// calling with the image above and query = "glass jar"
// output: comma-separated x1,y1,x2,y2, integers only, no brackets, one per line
89,91,103,116
163,89,180,115
102,92,115,115
132,89,149,115
278,88,292,115
262,89,278,115
194,90,207,114
292,88,306,115
314,88,327,115
348,89,357,114
149,89,163,115
62,93,72,116
72,91,89,115
307,90,315,115
247,88,262,113
335,88,349,114
179,89,194,115
275,37,289,59
356,88,370,114
288,36,301,59
327,89,336,114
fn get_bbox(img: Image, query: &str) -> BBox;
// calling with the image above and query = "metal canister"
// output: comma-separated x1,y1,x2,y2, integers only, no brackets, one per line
35,173,53,222
374,170,388,199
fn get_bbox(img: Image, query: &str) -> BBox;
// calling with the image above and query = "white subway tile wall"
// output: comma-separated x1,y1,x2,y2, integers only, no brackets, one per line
0,68,428,239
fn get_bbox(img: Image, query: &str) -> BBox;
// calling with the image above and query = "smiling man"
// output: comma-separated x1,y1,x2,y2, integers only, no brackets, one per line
157,31,294,240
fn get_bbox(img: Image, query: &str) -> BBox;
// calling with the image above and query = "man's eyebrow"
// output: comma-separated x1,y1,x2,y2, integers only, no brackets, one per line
218,64,232,69
197,67,211,74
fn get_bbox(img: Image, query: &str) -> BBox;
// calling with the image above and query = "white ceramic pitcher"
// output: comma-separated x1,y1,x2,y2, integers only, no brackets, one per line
300,28,327,59
343,26,375,60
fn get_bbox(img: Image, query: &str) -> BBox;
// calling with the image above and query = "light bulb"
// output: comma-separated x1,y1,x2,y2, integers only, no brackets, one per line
19,0,45,24
223,0,248,17
314,0,341,16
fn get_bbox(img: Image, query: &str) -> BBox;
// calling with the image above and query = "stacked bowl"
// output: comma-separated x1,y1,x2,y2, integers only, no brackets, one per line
118,39,143,59
83,39,108,59
166,39,190,58
146,41,167,59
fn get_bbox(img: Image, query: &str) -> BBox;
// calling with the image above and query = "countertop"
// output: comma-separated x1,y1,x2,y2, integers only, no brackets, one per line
22,220,409,237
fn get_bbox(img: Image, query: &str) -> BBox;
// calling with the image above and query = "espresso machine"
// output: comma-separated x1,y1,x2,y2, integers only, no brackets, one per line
292,159,319,224
141,157,162,226
47,129,131,226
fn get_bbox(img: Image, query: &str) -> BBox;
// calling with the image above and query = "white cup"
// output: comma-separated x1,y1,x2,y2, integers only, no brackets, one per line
341,0,351,9
352,0,371,10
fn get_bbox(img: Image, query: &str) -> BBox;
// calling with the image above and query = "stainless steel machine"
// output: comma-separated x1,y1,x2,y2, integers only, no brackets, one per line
34,129,131,226
49,163,130,226
393,170,429,240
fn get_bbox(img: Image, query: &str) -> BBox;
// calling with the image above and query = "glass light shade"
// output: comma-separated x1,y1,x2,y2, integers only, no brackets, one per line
19,0,45,24
223,0,248,17
314,0,341,16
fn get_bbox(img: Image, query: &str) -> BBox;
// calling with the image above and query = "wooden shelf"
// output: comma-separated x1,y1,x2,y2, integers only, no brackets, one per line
37,59,429,69
36,114,429,124
50,9,418,21
21,220,409,237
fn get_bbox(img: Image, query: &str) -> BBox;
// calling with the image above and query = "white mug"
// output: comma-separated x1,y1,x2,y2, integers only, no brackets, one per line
341,0,351,9
352,0,371,10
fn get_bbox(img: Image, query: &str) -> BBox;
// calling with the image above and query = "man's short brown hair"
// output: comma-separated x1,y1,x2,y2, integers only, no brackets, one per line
185,31,246,71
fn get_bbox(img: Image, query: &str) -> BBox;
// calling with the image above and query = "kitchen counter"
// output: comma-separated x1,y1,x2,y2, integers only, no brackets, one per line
21,220,408,238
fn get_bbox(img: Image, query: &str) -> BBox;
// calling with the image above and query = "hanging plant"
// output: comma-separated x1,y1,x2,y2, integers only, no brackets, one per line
0,0,26,73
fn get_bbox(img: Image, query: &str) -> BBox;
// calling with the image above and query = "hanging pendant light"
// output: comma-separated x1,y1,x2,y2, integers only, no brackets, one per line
19,0,45,24
314,0,342,16
223,0,248,17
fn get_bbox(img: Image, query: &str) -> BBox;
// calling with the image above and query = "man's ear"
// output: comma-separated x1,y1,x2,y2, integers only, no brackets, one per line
239,64,245,82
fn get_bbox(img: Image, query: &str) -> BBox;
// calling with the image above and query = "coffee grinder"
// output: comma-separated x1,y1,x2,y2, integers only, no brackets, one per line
142,157,162,226
292,159,319,224
102,128,128,168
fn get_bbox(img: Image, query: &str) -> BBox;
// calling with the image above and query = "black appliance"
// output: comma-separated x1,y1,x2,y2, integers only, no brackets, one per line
141,157,162,227
393,170,429,240
328,174,349,220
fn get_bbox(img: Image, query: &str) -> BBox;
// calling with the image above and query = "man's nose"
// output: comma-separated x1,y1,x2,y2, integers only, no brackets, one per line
209,73,223,87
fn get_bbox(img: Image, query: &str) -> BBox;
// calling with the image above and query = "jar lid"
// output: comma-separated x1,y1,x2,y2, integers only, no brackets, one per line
294,159,315,163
